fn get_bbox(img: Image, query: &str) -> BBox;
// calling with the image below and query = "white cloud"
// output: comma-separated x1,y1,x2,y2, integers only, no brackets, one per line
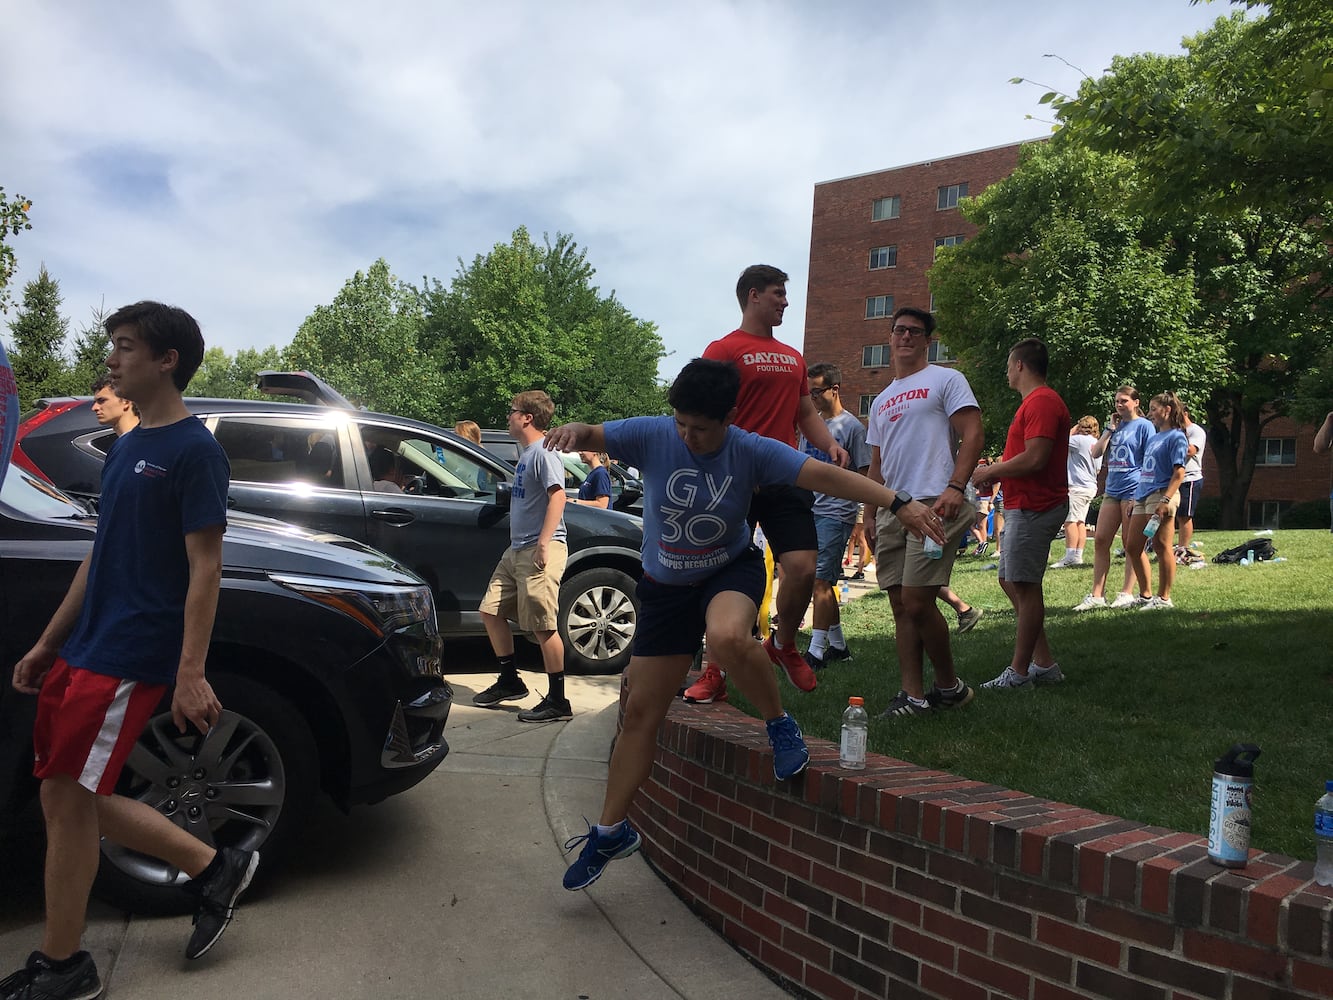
3,0,1226,382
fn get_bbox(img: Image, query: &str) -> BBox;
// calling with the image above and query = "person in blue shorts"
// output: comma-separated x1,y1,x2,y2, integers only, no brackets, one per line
547,359,943,891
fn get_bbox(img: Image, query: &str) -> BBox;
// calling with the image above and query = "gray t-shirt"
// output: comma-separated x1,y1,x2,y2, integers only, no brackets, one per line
801,411,872,523
510,439,567,549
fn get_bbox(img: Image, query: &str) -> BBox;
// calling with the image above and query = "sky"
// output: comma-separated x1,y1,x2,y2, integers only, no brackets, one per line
2,0,1231,382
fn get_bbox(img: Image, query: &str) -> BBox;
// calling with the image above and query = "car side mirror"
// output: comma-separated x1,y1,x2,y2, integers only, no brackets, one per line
493,482,513,509
616,486,642,510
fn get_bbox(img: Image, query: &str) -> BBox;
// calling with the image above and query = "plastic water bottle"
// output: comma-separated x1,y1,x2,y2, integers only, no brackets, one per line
922,534,944,560
839,697,869,769
1143,514,1161,539
1316,781,1333,886
839,581,850,604
1246,548,1255,565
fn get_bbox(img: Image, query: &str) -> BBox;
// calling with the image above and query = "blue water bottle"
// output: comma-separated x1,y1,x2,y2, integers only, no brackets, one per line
1208,743,1261,868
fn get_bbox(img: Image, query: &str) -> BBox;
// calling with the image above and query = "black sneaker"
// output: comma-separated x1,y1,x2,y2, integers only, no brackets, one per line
880,690,933,719
930,679,976,710
823,644,853,663
517,695,574,723
801,649,827,672
0,952,101,1000
473,677,529,708
185,847,260,960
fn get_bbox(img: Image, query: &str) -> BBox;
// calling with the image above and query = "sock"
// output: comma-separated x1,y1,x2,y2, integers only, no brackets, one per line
1068,546,1083,561
595,820,626,836
497,654,519,684
907,695,930,708
828,624,846,649
809,629,829,657
547,671,566,702
937,678,963,694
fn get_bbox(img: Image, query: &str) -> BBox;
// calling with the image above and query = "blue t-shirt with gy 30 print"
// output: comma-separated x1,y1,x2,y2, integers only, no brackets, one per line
602,416,808,586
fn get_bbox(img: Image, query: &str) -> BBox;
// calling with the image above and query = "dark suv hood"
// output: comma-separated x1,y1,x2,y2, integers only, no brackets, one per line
223,510,426,585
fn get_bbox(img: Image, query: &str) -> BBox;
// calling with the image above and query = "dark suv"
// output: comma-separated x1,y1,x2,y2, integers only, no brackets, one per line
17,384,643,674
0,456,451,914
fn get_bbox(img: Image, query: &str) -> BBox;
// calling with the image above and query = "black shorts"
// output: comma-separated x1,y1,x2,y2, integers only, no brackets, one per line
633,546,767,657
1176,480,1201,520
747,483,817,556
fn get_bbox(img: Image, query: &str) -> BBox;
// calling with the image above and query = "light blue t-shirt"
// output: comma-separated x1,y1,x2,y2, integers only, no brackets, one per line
511,439,567,549
1137,428,1189,499
602,416,808,585
1105,416,1153,500
801,411,871,523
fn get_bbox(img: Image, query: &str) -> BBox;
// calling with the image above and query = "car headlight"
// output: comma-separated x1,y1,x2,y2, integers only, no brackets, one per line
269,574,438,638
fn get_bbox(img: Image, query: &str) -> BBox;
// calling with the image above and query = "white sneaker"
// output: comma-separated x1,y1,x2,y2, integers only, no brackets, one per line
1049,556,1073,568
1138,596,1174,611
1072,594,1106,612
1030,662,1064,684
1108,592,1142,609
981,666,1034,690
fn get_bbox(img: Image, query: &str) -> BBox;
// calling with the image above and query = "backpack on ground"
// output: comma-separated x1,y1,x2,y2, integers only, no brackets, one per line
1212,538,1277,564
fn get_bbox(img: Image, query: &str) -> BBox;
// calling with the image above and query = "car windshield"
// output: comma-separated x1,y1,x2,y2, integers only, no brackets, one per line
1,463,91,519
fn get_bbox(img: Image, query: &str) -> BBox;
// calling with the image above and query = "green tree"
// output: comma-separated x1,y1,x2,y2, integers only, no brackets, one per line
189,345,285,399
929,141,1210,447
7,265,71,409
286,259,444,421
58,304,113,397
0,187,33,315
422,227,666,426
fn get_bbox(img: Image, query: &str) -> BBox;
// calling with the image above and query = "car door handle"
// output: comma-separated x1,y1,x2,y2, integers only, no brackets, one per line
371,508,415,526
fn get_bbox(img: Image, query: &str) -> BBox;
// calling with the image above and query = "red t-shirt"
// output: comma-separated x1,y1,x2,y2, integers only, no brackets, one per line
702,329,808,447
1001,385,1070,512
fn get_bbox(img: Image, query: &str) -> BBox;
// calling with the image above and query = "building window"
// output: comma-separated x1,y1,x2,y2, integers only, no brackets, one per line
1248,499,1292,529
871,196,901,221
928,340,955,363
934,235,965,259
1255,438,1296,466
869,245,897,270
862,344,891,367
865,295,893,319
859,395,875,418
937,183,969,210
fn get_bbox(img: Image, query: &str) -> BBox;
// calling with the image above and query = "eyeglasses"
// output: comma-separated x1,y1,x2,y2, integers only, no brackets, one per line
508,408,528,416
810,385,837,396
891,325,928,338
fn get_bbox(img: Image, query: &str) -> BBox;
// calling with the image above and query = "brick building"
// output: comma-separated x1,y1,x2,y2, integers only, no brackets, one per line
801,143,1332,529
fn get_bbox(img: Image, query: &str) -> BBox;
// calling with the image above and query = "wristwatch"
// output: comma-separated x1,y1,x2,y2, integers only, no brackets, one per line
889,490,913,515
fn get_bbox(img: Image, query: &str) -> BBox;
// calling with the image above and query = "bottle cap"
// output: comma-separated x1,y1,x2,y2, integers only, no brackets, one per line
1213,742,1261,777
848,697,864,707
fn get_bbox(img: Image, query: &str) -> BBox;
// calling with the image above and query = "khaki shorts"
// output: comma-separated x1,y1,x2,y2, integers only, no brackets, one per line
479,540,568,632
1067,489,1096,524
1133,490,1179,519
874,498,976,589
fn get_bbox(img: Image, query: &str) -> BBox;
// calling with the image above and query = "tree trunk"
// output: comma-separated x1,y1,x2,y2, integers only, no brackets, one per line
1204,391,1261,530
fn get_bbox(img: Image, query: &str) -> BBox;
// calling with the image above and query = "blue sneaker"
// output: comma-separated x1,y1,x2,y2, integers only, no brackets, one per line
562,820,642,890
766,713,809,780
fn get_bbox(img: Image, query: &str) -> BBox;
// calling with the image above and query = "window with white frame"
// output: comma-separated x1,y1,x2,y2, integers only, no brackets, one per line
862,345,891,367
934,235,965,258
1247,499,1291,529
1255,438,1296,466
865,295,893,319
859,395,875,418
928,340,955,363
871,196,901,221
869,245,897,270
937,183,969,210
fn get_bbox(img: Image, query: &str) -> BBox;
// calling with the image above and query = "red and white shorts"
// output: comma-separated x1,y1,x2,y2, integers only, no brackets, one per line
33,658,167,795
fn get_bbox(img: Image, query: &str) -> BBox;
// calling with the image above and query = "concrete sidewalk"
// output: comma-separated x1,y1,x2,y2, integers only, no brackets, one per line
0,672,791,999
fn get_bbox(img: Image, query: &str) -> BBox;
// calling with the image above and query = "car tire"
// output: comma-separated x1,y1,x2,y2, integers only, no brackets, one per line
92,674,318,915
558,567,638,675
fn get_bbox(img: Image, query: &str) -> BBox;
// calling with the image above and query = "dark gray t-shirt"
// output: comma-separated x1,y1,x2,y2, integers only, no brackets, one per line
511,439,567,549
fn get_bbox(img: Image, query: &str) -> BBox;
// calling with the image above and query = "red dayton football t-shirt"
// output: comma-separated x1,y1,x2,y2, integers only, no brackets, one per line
1000,385,1070,512
702,329,808,447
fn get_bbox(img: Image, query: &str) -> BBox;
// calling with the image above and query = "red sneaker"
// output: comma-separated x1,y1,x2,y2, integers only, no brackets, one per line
763,635,818,692
683,662,728,703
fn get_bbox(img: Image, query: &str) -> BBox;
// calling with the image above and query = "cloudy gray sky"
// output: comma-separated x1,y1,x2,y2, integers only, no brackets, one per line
3,0,1227,380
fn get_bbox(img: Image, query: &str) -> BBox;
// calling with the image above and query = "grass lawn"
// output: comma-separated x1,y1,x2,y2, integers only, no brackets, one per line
736,528,1333,860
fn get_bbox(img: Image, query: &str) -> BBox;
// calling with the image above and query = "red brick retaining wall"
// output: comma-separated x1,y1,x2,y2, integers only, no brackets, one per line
627,701,1333,1000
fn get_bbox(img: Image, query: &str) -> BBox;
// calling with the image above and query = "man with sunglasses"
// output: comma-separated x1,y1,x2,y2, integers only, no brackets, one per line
801,362,871,670
863,307,984,719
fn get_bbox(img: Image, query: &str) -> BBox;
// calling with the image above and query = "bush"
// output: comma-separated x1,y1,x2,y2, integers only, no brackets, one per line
1280,499,1331,529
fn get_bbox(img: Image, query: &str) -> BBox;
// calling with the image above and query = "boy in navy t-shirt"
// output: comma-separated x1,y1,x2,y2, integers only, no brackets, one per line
547,358,943,892
8,302,255,1000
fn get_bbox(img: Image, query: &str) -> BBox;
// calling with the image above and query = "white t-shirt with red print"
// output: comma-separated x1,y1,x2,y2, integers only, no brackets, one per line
866,365,979,497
